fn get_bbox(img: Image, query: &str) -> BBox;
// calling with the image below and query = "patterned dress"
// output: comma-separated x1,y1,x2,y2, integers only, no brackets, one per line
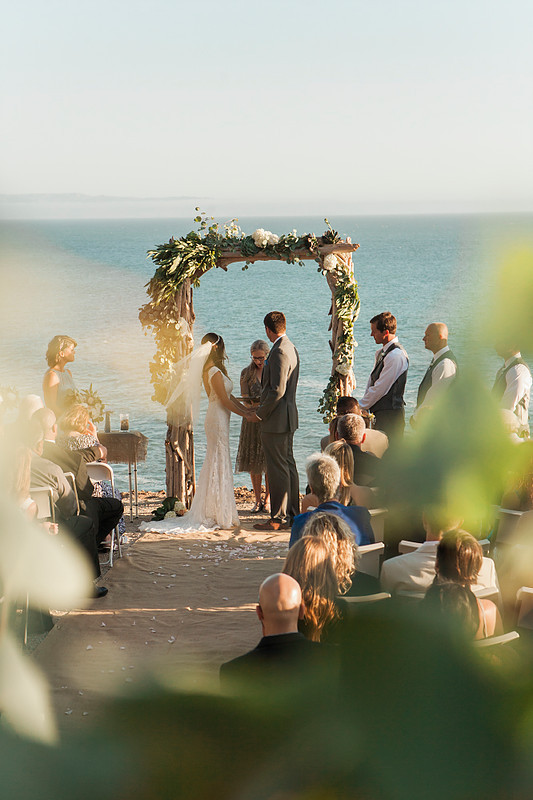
235,369,266,474
60,432,125,535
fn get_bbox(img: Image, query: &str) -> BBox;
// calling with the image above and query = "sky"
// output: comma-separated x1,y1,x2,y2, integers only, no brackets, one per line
1,0,532,218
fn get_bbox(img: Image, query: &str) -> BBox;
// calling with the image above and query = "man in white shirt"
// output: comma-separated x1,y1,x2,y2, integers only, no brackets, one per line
410,322,457,428
359,311,409,440
493,343,532,436
380,514,500,599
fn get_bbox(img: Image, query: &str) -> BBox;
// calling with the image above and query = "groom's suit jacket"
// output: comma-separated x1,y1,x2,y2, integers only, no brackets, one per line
257,335,299,434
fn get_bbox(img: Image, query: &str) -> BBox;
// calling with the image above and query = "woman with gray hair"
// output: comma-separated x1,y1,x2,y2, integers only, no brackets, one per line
235,339,270,512
289,452,374,548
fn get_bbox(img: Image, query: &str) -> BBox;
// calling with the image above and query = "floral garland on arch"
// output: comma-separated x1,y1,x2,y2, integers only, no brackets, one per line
139,212,360,419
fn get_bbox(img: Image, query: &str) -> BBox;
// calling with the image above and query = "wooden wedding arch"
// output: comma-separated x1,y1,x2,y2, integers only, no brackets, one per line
139,217,360,505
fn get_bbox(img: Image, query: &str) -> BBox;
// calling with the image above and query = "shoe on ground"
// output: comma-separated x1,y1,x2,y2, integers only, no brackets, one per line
253,519,285,531
92,586,108,599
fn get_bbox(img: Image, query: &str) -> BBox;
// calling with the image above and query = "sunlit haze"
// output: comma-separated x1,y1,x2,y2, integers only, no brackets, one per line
1,0,532,218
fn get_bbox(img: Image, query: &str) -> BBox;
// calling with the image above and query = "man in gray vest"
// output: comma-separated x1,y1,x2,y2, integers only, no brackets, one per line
492,342,531,435
410,322,457,428
359,311,409,440
252,311,300,531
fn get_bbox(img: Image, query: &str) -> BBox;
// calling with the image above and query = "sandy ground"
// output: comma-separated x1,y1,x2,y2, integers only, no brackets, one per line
31,489,291,734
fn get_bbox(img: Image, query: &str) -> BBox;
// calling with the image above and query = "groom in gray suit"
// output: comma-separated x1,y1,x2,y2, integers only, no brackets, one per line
251,311,300,531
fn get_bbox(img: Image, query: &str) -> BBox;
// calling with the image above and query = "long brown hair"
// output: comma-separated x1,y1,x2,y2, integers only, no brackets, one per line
201,332,228,393
325,440,354,506
435,529,483,586
302,512,358,594
45,335,77,367
283,537,340,642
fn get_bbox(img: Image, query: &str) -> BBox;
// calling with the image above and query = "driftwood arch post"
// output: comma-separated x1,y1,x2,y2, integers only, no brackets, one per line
140,220,360,505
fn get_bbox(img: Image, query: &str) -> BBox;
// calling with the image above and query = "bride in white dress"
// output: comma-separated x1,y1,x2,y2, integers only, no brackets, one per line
140,333,250,533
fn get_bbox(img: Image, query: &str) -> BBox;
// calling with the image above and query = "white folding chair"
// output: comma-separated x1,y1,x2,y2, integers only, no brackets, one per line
368,508,388,543
398,538,491,556
357,542,385,578
85,462,122,566
25,487,55,644
398,540,423,555
29,486,55,523
63,471,80,515
473,585,501,608
493,507,524,546
341,592,391,605
474,631,520,649
516,587,533,630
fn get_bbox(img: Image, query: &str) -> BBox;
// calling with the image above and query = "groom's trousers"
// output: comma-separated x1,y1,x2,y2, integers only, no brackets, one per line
261,431,300,523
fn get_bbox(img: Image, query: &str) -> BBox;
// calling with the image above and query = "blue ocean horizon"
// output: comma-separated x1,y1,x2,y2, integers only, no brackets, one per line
1,212,532,493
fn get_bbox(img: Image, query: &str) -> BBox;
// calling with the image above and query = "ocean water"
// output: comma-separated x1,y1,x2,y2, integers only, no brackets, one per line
1,213,531,492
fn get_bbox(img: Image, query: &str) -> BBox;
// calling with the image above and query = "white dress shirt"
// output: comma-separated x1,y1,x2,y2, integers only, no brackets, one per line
359,337,408,410
411,345,457,423
499,353,532,430
380,540,500,598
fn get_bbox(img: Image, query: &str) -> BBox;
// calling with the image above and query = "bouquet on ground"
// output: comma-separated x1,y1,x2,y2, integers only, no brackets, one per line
152,497,187,521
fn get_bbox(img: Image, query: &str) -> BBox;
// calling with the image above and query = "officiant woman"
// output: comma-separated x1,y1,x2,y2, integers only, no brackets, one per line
235,340,270,512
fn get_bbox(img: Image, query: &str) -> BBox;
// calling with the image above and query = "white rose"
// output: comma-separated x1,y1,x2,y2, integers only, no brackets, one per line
267,233,279,246
323,253,338,271
252,228,269,248
336,361,352,376
164,510,177,519
174,501,186,515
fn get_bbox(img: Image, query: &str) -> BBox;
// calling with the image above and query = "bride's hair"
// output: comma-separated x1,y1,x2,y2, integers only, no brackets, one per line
201,332,228,379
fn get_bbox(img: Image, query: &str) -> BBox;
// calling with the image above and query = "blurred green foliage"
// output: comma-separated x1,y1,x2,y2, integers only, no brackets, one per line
489,247,533,356
3,605,533,800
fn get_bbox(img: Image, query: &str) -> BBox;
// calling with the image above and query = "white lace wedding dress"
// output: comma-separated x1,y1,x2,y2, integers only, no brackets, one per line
140,366,240,533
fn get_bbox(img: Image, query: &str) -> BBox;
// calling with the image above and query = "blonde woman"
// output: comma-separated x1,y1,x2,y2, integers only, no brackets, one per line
43,335,77,415
303,511,381,597
57,403,99,450
235,339,270,512
58,403,124,537
283,536,340,642
301,440,376,512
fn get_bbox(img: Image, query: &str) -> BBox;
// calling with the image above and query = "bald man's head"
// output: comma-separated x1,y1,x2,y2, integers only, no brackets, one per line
423,322,448,354
256,573,303,636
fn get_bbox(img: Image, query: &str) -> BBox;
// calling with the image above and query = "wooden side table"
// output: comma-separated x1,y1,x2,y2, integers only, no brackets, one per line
98,431,149,520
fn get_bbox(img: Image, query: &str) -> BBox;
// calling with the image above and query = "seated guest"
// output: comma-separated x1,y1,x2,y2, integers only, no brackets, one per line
302,441,377,512
433,529,503,638
35,407,97,499
28,418,116,597
421,582,481,640
57,404,106,460
336,414,380,486
303,512,381,596
320,396,361,452
283,536,341,642
290,453,374,548
56,405,122,534
325,441,378,509
6,444,38,520
3,443,53,633
381,513,500,598
220,573,324,688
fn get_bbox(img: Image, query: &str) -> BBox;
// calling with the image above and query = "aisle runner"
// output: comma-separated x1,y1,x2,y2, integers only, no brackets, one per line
32,527,289,733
